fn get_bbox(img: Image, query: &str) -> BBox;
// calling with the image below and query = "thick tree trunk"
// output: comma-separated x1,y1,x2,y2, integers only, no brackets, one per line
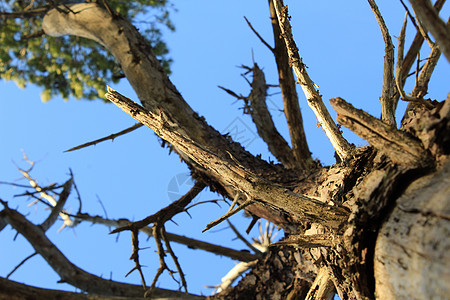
374,159,450,299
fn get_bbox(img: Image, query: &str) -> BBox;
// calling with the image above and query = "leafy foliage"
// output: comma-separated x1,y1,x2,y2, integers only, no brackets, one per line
0,0,174,101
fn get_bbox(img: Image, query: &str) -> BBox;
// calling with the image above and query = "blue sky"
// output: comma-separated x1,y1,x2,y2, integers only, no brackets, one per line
1,0,449,296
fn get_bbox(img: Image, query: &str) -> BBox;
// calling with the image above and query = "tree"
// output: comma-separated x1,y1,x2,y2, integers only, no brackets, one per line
1,0,449,299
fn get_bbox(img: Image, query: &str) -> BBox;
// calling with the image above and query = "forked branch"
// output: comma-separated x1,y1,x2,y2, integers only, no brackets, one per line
0,200,201,298
408,0,450,62
220,63,298,169
106,88,350,230
272,0,353,161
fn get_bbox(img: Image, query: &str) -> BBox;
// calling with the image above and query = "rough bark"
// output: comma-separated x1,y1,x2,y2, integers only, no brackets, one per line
3,1,448,299
374,159,450,300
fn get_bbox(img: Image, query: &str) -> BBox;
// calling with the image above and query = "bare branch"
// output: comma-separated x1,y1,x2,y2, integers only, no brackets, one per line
395,0,446,110
65,123,143,152
68,212,259,262
270,234,335,248
395,13,416,102
203,198,253,233
0,200,203,299
272,0,353,161
125,230,147,290
6,252,38,279
408,0,450,62
305,267,335,300
368,0,396,126
209,260,259,295
161,227,188,293
40,178,73,232
244,16,274,52
221,64,299,169
1,276,197,300
106,88,350,230
111,181,205,234
268,0,312,168
18,167,74,230
227,220,263,255
330,97,433,168
410,44,441,99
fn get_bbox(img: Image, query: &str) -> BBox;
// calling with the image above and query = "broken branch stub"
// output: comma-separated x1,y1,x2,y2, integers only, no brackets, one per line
330,97,433,168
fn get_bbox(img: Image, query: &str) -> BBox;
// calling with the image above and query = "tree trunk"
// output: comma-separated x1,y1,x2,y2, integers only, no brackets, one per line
2,2,446,299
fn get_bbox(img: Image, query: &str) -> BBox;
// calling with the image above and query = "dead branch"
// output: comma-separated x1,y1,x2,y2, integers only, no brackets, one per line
227,220,263,255
368,0,396,126
409,45,441,101
0,276,203,300
111,183,204,294
203,198,253,233
161,227,188,292
6,252,38,279
395,13,417,102
270,234,335,248
65,123,143,152
106,88,350,230
247,63,299,169
395,0,446,111
220,64,298,169
244,16,274,52
0,200,202,299
40,178,73,232
111,181,205,234
125,229,147,290
272,0,353,161
408,0,450,62
268,0,312,169
69,212,259,262
330,97,433,167
146,225,175,297
305,267,335,300
18,167,74,230
210,260,259,295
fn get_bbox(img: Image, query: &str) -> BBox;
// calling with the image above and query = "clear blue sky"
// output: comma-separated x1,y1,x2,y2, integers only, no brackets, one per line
1,0,449,296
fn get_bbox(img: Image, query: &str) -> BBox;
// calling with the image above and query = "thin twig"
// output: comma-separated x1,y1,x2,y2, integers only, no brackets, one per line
161,226,188,293
227,220,263,255
6,252,38,279
202,198,253,233
244,16,274,52
65,123,143,152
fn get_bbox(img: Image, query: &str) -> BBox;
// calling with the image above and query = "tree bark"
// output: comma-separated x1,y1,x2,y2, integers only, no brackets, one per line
25,2,450,300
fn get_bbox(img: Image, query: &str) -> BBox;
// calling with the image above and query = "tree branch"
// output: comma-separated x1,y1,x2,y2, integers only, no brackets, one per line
0,276,202,300
69,212,259,262
40,178,73,232
408,0,450,62
65,123,143,152
272,0,353,161
221,64,298,169
268,0,312,168
368,0,396,126
330,97,433,167
105,88,350,230
41,2,300,228
305,267,335,300
0,200,203,299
